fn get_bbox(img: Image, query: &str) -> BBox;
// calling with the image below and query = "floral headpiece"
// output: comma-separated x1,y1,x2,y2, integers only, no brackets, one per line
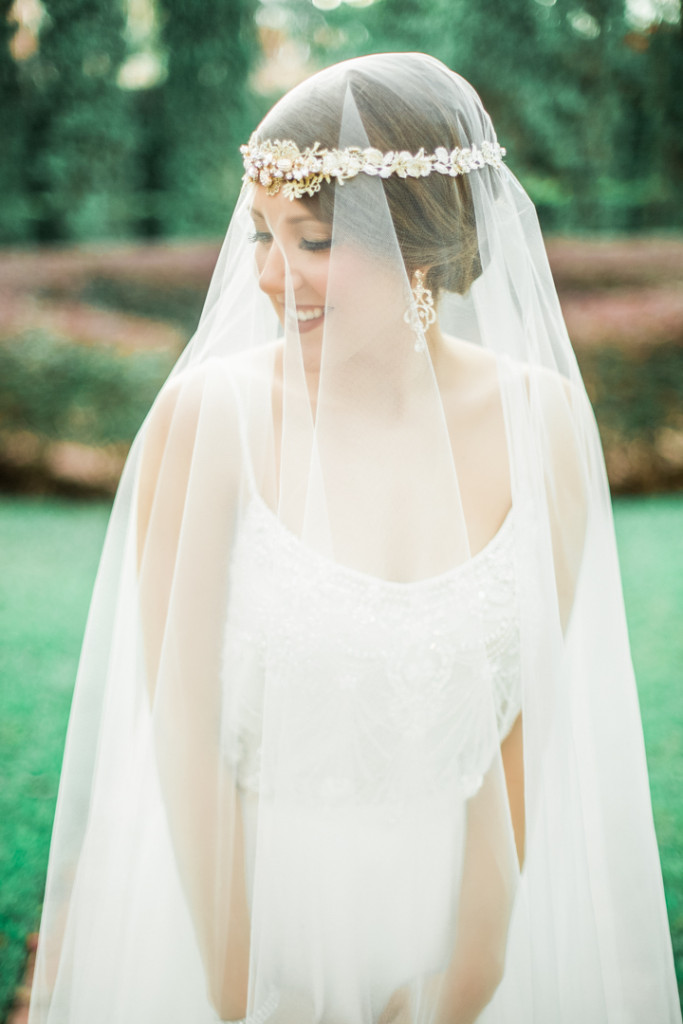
240,133,506,200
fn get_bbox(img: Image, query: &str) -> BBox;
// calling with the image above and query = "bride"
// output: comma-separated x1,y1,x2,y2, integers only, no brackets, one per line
28,53,680,1024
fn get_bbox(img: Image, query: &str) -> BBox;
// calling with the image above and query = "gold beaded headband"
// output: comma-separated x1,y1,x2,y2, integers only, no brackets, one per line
240,133,506,200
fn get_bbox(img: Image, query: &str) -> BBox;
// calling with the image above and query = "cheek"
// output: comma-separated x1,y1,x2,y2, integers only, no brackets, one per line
328,251,396,310
324,252,364,304
306,256,331,300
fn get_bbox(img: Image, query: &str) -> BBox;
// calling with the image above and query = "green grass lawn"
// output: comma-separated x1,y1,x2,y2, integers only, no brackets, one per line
0,498,111,1019
613,494,683,998
0,494,681,1018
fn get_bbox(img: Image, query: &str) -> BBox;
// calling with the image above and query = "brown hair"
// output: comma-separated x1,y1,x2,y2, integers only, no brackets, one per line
258,61,482,296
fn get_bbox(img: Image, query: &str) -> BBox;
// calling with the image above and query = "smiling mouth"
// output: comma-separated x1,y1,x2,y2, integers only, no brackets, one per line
286,305,329,334
296,307,324,322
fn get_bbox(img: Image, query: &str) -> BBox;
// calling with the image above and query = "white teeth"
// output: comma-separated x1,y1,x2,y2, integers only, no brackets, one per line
296,307,324,322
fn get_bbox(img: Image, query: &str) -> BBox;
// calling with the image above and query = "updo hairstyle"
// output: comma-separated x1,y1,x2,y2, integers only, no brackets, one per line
257,55,483,297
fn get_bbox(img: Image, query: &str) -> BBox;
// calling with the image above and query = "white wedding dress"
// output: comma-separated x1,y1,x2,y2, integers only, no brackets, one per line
221,483,522,1023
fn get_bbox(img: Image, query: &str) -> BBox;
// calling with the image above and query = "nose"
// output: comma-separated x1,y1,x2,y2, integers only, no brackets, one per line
258,242,302,298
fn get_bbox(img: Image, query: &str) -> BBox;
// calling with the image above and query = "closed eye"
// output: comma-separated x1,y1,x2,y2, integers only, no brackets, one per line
247,231,331,252
300,238,332,252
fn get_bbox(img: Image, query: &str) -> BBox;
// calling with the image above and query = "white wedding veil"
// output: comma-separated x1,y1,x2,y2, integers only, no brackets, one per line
29,53,680,1024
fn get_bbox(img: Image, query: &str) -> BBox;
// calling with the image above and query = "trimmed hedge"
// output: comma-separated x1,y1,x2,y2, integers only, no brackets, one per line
0,331,173,446
578,342,683,492
1,238,682,495
547,238,683,292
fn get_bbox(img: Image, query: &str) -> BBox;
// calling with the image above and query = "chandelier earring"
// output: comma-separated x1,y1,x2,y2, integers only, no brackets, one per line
404,269,436,353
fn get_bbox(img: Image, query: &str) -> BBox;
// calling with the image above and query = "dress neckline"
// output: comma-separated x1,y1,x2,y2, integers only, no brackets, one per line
247,489,515,592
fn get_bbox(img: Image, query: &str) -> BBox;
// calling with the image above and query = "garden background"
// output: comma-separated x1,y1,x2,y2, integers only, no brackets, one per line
0,0,682,1019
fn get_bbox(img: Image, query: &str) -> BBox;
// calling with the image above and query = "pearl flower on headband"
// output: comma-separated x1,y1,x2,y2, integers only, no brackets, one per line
240,134,507,200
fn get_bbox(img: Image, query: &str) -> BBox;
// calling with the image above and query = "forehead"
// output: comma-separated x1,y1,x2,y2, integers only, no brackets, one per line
250,187,323,226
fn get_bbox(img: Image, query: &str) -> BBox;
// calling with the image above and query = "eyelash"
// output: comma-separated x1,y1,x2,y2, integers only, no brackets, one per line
247,231,332,253
300,238,332,252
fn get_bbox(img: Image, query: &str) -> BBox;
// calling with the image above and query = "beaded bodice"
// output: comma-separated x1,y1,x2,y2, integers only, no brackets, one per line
221,494,521,808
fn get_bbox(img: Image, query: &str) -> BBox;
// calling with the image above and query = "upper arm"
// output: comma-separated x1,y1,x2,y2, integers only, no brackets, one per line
525,366,590,629
500,714,525,868
498,368,593,869
135,361,243,697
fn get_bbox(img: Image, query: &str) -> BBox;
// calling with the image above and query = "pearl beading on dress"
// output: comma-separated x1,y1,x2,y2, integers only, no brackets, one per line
221,496,521,812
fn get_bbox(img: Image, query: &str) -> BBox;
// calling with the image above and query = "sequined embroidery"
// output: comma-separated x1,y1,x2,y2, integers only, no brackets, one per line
221,496,521,808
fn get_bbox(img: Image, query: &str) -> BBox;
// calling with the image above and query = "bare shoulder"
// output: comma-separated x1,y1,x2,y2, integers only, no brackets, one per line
502,353,589,420
436,335,591,449
139,345,279,511
436,337,511,538
517,360,593,474
508,358,592,625
438,335,501,403
434,339,505,451
147,342,279,443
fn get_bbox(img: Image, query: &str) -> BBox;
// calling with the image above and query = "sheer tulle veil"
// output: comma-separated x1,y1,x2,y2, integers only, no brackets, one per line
29,52,680,1024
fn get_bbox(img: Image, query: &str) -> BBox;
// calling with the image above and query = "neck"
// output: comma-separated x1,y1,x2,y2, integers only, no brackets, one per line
425,320,447,362
292,315,449,414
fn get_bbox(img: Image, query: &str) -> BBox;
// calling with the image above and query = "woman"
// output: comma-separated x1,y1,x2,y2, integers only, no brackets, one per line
29,53,680,1024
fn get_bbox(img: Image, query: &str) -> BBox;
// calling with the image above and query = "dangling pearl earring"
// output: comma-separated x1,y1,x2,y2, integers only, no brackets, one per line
404,269,436,353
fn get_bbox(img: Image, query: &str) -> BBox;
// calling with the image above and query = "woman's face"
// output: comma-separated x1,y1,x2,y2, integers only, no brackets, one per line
249,187,333,338
249,185,412,364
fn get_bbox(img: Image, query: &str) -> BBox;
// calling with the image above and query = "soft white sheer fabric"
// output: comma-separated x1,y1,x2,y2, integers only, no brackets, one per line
29,53,680,1024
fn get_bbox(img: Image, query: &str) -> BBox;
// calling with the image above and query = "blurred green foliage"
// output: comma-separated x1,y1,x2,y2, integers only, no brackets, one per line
0,0,260,243
82,274,205,336
0,332,173,443
1,0,682,240
1,0,138,241
145,0,261,235
578,342,683,490
583,343,683,443
0,0,28,240
275,0,683,232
